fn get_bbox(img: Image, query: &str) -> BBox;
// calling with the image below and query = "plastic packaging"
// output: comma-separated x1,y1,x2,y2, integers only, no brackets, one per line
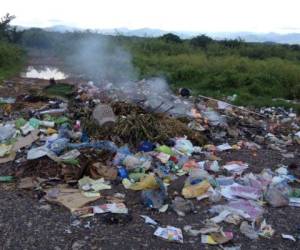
138,141,155,152
118,167,129,179
141,189,166,209
78,176,111,192
68,141,118,152
130,175,159,190
0,124,15,142
156,145,173,155
182,180,212,198
141,176,166,209
48,138,70,155
92,104,116,126
265,186,289,207
0,176,14,182
154,226,183,243
15,118,27,129
174,138,194,156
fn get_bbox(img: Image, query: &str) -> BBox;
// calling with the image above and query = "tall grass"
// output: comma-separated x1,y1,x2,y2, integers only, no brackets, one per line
0,41,24,80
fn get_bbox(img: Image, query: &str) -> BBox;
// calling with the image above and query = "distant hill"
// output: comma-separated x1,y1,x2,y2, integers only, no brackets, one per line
44,25,81,33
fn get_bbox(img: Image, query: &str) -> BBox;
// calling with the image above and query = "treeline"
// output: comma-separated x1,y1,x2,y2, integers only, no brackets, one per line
0,14,24,80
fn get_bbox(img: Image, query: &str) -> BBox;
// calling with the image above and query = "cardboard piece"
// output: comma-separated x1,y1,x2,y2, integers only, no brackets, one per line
45,186,101,212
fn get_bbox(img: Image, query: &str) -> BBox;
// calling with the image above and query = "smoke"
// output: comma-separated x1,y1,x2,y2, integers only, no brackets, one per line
67,36,137,83
67,36,193,117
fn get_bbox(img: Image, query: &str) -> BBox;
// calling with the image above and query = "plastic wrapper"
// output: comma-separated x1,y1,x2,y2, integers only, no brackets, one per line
154,226,183,243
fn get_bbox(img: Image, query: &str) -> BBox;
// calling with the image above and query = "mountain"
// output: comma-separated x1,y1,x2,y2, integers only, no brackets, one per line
44,25,82,33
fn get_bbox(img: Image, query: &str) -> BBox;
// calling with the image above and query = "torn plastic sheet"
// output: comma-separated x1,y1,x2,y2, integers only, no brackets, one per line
289,197,300,207
78,176,111,192
281,234,296,242
0,124,16,142
210,199,264,221
221,183,262,200
223,161,249,175
210,210,232,223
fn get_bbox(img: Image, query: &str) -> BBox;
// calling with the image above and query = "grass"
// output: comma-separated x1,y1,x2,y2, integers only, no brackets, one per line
129,45,300,113
0,41,25,81
43,83,75,98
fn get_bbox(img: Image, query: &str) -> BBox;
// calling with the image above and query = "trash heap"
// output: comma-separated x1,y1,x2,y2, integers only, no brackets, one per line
0,81,300,248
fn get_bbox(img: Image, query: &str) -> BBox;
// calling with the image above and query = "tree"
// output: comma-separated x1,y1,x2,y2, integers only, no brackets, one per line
21,28,52,49
160,33,182,43
0,13,23,43
0,13,15,41
219,38,244,49
190,34,213,49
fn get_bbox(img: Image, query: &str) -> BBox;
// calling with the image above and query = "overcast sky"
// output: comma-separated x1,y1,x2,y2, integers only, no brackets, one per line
1,0,300,33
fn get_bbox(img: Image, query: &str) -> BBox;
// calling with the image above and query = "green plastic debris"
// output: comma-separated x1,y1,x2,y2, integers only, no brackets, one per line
0,176,14,182
289,188,300,198
29,118,40,129
54,116,69,125
15,118,27,129
43,114,53,121
156,145,174,155
61,158,79,165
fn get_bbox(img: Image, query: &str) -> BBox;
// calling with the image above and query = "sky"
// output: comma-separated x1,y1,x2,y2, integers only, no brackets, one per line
1,0,300,33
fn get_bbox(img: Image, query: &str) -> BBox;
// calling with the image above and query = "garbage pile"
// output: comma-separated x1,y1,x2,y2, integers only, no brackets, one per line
0,81,300,247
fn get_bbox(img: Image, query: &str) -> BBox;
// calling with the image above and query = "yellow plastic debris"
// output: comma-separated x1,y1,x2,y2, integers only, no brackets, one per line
129,174,159,190
182,180,212,198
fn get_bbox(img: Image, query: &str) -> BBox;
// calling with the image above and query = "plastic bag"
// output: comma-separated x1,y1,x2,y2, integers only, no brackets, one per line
0,124,15,142
174,138,194,156
182,180,212,198
129,174,159,190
